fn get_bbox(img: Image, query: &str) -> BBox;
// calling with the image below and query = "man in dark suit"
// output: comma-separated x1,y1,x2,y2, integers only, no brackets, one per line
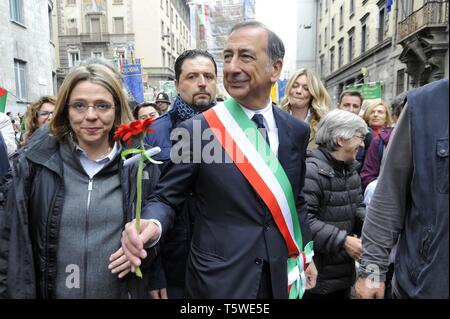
121,21,317,298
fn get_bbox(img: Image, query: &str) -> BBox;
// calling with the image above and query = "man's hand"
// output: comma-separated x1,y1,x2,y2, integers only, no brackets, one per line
121,219,161,267
149,288,168,299
305,260,318,290
355,276,385,299
343,235,363,261
108,247,131,278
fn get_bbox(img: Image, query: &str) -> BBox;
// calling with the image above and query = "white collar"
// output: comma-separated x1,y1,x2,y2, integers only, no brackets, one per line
240,98,273,122
76,142,118,163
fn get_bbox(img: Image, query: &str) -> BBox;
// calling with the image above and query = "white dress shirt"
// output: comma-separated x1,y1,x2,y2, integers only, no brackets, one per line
241,98,280,157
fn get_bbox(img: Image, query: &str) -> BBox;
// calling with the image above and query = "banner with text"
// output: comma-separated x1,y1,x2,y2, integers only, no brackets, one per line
122,62,144,103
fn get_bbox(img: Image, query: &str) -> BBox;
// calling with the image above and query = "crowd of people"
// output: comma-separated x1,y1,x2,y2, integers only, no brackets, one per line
0,20,448,299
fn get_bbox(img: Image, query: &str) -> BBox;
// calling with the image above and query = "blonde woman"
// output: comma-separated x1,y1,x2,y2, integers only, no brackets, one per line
363,101,393,139
22,96,56,144
281,68,331,150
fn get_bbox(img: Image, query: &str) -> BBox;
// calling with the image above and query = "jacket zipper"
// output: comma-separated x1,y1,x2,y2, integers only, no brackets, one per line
83,178,93,298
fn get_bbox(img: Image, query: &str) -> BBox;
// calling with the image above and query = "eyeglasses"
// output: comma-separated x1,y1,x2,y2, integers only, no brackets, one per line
37,110,53,117
67,101,114,113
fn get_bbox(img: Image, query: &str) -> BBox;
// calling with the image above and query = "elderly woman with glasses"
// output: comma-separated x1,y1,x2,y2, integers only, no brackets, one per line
22,96,56,144
302,109,368,299
0,63,161,298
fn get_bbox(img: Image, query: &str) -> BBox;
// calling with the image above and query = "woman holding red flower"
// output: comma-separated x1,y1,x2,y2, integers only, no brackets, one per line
0,63,160,298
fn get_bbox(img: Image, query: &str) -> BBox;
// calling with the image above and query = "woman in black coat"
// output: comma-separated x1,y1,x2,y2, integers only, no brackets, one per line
303,109,368,299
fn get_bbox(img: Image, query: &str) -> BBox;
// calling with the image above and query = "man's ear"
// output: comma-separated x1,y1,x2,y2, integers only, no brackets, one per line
270,59,283,83
174,79,179,90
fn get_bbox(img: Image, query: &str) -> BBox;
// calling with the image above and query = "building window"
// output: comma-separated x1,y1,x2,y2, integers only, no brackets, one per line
114,17,124,34
161,20,165,39
318,34,322,52
171,33,174,50
10,0,24,24
397,69,405,94
14,59,27,100
167,27,170,45
331,17,335,38
361,23,368,53
67,18,77,35
319,55,325,77
324,27,328,47
162,49,166,67
90,17,101,36
350,0,354,17
330,47,335,73
113,0,123,4
66,0,76,5
92,51,103,58
68,50,80,67
339,5,344,29
166,0,169,17
115,49,126,60
400,1,413,20
338,39,344,68
48,4,53,40
319,0,323,20
348,29,354,62
170,7,174,24
378,8,385,42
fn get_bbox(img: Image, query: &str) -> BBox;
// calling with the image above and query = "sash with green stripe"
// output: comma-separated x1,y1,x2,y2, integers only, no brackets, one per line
203,98,314,298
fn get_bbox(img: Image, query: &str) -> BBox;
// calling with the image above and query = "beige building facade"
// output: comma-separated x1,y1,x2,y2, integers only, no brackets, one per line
55,0,191,101
317,0,448,105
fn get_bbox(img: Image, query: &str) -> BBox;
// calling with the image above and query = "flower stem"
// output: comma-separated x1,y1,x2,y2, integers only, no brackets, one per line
134,154,144,279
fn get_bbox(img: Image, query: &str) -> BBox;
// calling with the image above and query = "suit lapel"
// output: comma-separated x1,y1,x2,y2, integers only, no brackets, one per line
273,106,293,171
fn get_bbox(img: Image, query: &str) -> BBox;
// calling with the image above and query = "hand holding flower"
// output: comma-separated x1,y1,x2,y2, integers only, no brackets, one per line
120,219,161,268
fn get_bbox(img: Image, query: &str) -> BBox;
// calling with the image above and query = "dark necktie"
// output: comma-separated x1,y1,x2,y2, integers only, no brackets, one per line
251,113,270,147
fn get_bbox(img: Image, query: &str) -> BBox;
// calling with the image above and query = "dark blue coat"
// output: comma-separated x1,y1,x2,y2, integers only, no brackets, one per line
143,107,194,296
144,109,182,163
142,106,313,298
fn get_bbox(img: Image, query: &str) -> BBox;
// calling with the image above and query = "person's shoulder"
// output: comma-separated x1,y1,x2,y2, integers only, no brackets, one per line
151,113,173,130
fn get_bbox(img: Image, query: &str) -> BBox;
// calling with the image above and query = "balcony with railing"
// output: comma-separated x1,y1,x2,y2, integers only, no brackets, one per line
147,67,175,79
397,1,449,42
80,32,110,43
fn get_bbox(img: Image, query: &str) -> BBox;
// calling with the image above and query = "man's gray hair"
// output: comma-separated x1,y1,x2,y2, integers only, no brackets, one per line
315,109,368,151
230,21,285,62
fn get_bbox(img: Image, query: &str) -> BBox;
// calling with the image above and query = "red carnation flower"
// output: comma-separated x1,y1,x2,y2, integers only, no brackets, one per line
114,118,155,146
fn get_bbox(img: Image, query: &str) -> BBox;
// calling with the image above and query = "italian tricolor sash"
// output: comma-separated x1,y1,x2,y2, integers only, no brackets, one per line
203,98,314,299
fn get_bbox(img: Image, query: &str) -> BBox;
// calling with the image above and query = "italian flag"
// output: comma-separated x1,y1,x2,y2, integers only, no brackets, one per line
0,87,7,113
